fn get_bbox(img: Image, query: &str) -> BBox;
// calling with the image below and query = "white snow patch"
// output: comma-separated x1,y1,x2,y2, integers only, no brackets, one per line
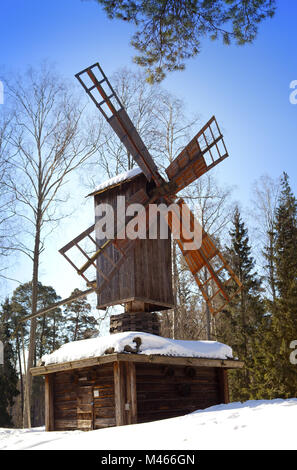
41,331,233,366
89,167,142,196
1,399,297,450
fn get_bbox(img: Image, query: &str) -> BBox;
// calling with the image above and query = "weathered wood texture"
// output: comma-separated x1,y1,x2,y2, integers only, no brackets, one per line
45,375,54,431
135,363,222,424
52,363,115,431
45,359,235,431
32,353,243,376
95,173,174,311
217,368,229,404
110,311,160,335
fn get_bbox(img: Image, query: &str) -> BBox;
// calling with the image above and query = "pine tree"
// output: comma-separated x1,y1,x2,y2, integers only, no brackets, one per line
10,281,64,426
11,282,64,364
260,173,297,398
0,299,19,427
64,289,98,342
216,207,264,401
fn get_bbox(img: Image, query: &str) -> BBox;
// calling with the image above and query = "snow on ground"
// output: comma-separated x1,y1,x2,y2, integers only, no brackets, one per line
1,399,297,450
40,331,233,366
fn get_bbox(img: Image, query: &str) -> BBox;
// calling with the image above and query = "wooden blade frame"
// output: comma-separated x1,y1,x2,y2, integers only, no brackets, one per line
165,199,242,315
166,116,228,194
75,63,162,186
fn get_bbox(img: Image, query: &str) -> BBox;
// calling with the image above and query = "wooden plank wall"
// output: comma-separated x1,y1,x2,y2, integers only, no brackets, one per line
49,361,229,431
95,173,174,311
52,363,115,431
135,363,221,424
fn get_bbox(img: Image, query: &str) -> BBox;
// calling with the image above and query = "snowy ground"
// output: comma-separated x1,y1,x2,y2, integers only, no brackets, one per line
1,399,297,450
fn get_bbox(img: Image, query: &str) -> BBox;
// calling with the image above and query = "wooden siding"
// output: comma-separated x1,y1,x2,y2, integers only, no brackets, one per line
94,173,174,311
135,363,222,424
43,358,235,431
52,364,115,431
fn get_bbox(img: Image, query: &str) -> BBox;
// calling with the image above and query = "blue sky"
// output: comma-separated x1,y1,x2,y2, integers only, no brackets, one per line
0,0,296,302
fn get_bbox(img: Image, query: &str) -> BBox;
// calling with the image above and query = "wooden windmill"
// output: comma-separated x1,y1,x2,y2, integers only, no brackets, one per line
55,62,242,335
29,63,245,433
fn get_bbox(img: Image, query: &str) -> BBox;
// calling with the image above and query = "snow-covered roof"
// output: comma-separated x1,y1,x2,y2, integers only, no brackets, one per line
87,167,143,197
41,331,233,366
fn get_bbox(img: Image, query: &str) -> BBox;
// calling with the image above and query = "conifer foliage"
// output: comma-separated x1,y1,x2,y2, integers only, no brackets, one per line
217,207,264,401
0,299,19,427
257,173,297,398
95,0,276,83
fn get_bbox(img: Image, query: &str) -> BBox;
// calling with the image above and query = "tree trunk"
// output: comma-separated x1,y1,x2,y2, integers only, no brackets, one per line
172,241,178,339
16,333,24,416
23,210,41,428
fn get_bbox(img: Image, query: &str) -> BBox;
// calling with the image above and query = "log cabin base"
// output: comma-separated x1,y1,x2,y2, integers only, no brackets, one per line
32,353,243,432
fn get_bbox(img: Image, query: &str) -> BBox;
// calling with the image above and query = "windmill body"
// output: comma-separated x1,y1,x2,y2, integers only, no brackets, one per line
92,169,175,334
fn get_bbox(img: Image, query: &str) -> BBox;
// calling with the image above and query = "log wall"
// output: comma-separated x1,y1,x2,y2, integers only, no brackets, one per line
47,360,229,431
135,363,222,424
52,364,115,431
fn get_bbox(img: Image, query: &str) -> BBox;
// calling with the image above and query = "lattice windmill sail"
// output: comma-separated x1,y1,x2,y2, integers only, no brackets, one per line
22,62,242,324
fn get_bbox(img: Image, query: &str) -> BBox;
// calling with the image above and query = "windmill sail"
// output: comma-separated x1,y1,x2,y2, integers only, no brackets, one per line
164,199,242,315
166,116,228,193
75,63,162,185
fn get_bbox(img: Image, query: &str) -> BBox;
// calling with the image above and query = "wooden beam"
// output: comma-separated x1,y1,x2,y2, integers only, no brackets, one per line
217,368,229,404
45,375,54,431
113,362,126,426
20,287,95,322
31,353,244,376
125,362,137,424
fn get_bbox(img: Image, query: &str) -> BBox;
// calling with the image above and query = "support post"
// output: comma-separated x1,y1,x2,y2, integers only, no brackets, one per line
125,362,137,424
113,362,126,426
45,375,54,431
218,368,229,404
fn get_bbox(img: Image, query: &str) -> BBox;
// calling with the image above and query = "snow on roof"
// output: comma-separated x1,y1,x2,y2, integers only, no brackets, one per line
87,167,143,197
41,331,233,366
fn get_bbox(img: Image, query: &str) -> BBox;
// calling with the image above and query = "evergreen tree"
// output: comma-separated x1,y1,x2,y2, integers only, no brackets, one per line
259,173,297,398
64,289,98,341
95,0,276,83
11,282,64,364
217,207,264,401
0,298,19,427
10,281,64,426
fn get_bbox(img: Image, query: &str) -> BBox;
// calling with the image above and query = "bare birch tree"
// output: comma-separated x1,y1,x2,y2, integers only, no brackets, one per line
251,174,280,302
185,173,234,340
0,113,17,273
1,63,101,427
